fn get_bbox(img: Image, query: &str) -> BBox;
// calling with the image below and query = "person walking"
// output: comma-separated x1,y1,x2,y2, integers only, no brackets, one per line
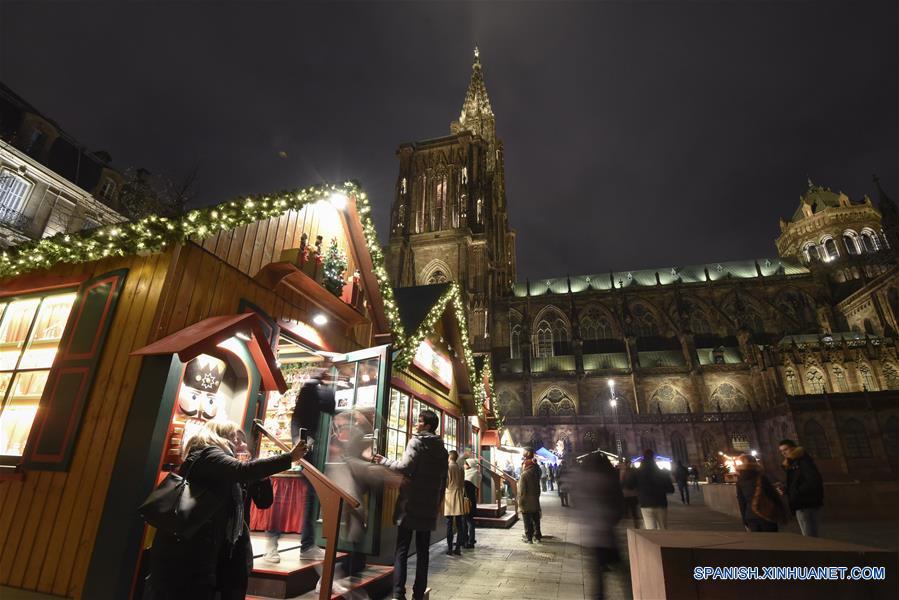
462,453,480,548
540,462,548,492
503,460,515,499
557,462,570,507
573,454,623,599
444,450,467,555
372,410,448,600
689,465,700,491
547,464,555,491
778,439,824,537
625,449,674,530
145,420,307,600
674,460,690,505
619,458,641,529
735,454,784,532
518,450,543,543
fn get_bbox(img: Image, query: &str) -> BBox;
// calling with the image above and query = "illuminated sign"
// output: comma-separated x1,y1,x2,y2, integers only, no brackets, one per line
413,339,453,389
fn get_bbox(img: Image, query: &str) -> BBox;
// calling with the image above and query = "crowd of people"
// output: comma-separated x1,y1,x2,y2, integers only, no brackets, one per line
137,365,827,600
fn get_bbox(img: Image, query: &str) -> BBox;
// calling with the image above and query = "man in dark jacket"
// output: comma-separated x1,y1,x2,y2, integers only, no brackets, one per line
674,461,690,505
374,410,448,600
778,439,824,537
518,450,543,543
625,449,675,530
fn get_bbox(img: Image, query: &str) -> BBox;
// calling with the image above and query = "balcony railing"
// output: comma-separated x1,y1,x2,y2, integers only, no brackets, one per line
532,355,576,373
0,205,29,232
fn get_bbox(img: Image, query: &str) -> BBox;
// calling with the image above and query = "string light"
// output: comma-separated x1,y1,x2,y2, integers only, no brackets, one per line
0,182,405,340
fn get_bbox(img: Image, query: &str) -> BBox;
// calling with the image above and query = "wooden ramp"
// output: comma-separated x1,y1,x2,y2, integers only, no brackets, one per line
474,502,519,528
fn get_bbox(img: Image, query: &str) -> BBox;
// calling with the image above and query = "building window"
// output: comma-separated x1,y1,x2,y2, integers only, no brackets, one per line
386,388,410,460
0,168,32,215
0,293,78,457
427,270,448,284
803,242,820,262
802,419,831,459
805,369,826,394
730,433,750,453
860,229,880,253
700,431,716,459
858,364,878,391
842,231,860,255
821,237,839,261
444,414,459,451
840,418,872,459
100,179,117,203
534,320,554,358
509,323,522,359
832,366,848,392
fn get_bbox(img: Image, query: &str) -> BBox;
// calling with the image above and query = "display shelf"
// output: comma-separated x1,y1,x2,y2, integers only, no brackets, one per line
254,262,367,326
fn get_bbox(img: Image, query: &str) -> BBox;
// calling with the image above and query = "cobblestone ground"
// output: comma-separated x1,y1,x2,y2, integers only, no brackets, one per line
417,485,899,600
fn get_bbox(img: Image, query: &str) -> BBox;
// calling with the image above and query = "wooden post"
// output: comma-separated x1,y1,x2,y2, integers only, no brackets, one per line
254,421,361,600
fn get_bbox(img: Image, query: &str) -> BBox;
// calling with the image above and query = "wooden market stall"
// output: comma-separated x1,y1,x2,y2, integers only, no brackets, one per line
0,184,401,599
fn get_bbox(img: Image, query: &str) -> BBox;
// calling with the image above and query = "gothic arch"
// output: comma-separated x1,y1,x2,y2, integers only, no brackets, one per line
722,290,769,334
670,431,689,464
700,430,718,459
509,309,523,359
648,384,689,414
709,382,749,412
841,418,872,458
532,305,570,358
534,387,577,417
629,301,664,337
857,363,879,391
579,304,621,339
420,259,453,285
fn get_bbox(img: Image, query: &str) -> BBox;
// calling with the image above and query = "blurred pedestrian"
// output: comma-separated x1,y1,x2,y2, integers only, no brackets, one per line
444,450,466,555
540,462,548,492
557,462,570,507
689,465,700,491
619,457,640,529
735,454,784,532
518,450,543,543
462,453,479,547
674,460,690,505
625,449,674,530
572,453,623,600
548,464,555,491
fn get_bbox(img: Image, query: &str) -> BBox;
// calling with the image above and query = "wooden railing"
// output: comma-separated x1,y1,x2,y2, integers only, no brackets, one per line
478,458,518,511
254,421,361,600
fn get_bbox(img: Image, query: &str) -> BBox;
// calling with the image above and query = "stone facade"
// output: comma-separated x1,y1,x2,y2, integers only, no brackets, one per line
389,50,899,482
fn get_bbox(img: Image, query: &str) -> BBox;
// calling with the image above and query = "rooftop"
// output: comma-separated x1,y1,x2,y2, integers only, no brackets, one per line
512,257,808,297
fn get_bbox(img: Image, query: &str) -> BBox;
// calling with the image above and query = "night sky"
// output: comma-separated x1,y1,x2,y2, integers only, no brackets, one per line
1,1,896,280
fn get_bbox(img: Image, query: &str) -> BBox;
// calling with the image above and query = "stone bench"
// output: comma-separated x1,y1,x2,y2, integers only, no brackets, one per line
627,529,898,599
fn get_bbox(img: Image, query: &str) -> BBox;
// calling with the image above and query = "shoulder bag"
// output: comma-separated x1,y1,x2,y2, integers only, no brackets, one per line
138,453,225,540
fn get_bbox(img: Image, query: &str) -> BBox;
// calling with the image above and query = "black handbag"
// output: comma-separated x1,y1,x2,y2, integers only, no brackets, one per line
138,455,224,540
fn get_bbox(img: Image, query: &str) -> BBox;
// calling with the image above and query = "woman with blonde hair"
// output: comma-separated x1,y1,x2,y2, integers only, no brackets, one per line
145,419,306,599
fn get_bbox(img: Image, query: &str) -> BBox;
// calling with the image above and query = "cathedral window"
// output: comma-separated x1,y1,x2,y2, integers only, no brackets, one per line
840,418,872,459
650,384,688,413
401,177,407,194
535,320,554,358
784,368,801,395
435,174,447,230
461,166,468,184
690,311,712,335
831,366,848,392
860,229,880,252
427,270,448,284
842,230,860,255
476,197,483,223
802,242,820,263
730,433,750,453
510,323,522,359
710,382,747,411
801,419,831,459
700,431,716,459
858,364,878,391
821,237,839,261
805,368,826,394
670,432,688,464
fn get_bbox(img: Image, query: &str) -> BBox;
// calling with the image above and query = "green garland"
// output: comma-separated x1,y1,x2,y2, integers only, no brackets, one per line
0,182,405,341
393,283,486,418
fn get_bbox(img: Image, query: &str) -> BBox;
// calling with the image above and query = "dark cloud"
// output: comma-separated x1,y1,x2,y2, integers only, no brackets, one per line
1,1,896,280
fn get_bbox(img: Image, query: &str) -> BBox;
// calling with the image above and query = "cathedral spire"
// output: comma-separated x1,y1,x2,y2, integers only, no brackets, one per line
451,46,496,146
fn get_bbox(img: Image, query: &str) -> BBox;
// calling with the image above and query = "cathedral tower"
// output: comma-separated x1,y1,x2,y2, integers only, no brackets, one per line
385,48,516,352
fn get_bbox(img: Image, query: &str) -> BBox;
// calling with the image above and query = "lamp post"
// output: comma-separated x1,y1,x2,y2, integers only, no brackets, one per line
608,379,622,458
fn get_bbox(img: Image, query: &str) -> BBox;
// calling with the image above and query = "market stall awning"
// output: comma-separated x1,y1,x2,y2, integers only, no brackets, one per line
535,447,558,465
131,313,287,393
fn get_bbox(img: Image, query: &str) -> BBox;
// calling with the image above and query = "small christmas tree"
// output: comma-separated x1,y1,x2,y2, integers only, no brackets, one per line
322,238,347,297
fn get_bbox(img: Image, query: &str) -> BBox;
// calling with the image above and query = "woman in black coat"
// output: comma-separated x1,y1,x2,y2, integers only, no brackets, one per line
144,420,306,600
735,454,782,532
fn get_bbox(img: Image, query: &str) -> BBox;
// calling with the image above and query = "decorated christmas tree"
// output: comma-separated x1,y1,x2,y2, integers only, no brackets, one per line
322,238,347,297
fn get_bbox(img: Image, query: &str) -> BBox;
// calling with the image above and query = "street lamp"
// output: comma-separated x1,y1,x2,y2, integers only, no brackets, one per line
608,379,622,458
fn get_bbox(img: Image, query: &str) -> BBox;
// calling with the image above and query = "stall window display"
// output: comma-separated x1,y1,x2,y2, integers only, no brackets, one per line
386,389,410,461
0,292,76,458
444,414,459,452
411,397,441,435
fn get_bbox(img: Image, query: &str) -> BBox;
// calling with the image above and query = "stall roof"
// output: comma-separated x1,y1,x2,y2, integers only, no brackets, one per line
132,313,287,393
392,283,452,334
